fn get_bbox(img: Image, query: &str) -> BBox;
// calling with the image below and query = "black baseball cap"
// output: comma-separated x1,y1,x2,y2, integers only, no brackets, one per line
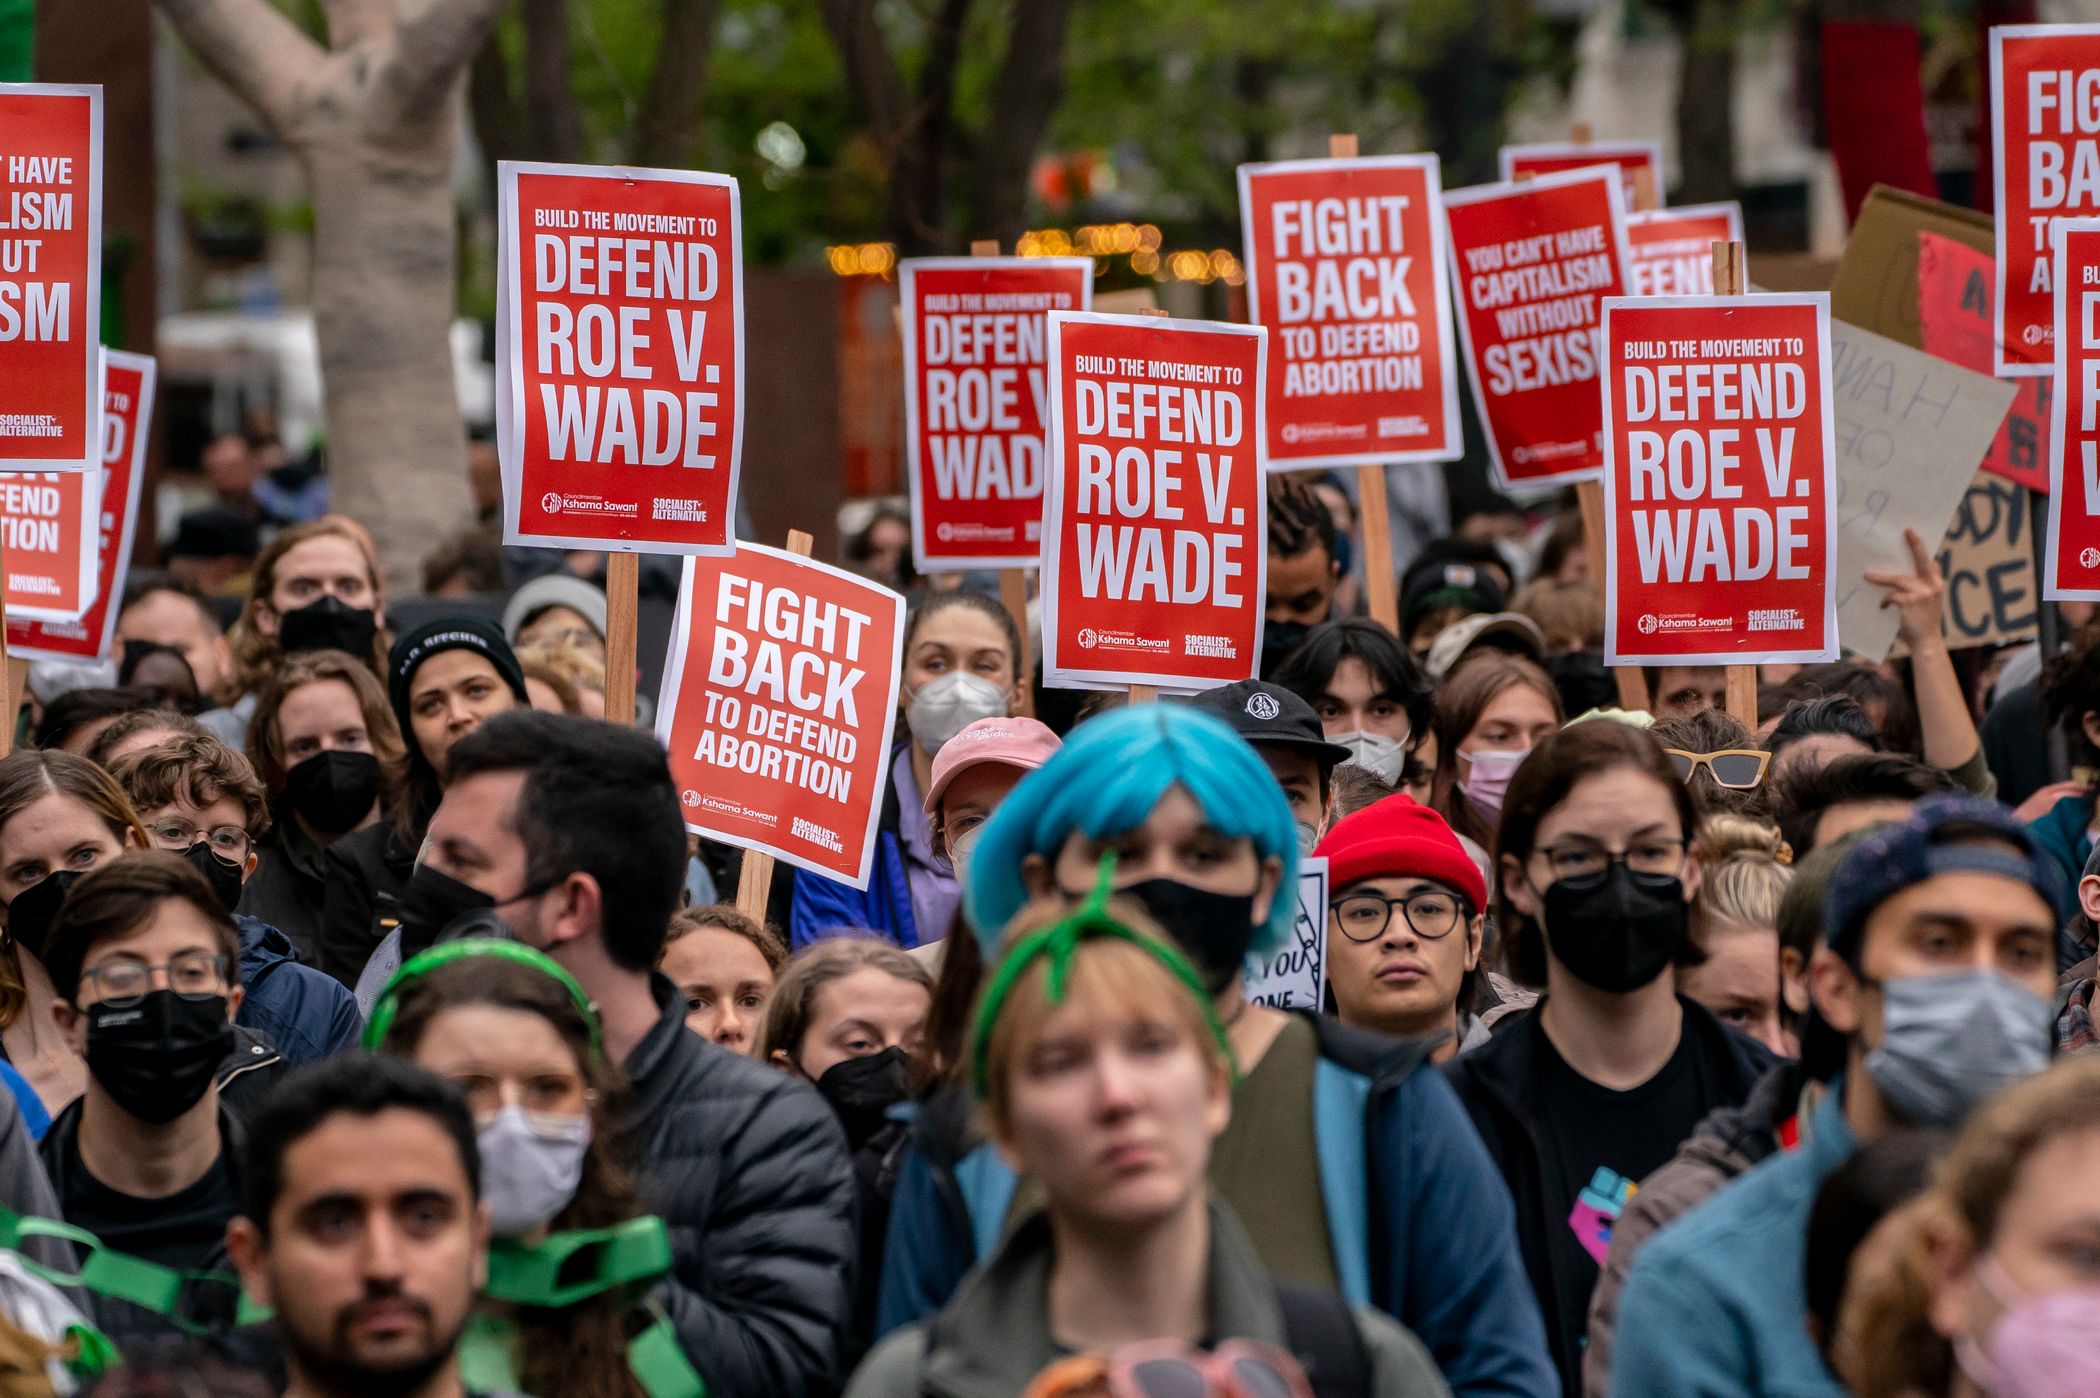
1188,679,1352,772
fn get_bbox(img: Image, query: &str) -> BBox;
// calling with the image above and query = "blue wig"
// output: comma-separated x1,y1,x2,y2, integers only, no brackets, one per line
963,703,1299,957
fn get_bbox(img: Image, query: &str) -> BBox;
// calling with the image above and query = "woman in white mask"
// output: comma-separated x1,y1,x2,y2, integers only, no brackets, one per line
790,591,1022,952
369,939,659,1398
1428,653,1561,848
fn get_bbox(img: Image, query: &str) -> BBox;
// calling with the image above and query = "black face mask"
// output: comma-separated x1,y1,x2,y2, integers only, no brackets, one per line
1259,620,1314,680
1540,864,1688,994
1544,650,1615,720
277,596,378,658
284,750,381,836
85,990,233,1124
182,844,246,916
6,871,82,962
398,865,504,958
813,1046,911,1149
1120,877,1259,996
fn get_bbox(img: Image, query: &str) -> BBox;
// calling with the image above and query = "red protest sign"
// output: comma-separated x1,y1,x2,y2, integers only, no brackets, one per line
0,84,101,473
1443,168,1631,488
2046,219,2100,599
1499,142,1662,210
1916,230,2049,493
1236,155,1460,468
498,161,742,554
1990,25,2100,377
0,472,96,622
1040,312,1267,690
656,544,903,886
1602,294,1839,665
7,351,149,653
899,257,1092,571
1625,203,1744,296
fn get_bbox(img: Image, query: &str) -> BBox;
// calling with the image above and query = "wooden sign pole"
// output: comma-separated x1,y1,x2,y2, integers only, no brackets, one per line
972,237,1036,717
1567,120,1656,212
734,528,817,922
1712,239,1760,731
604,553,640,726
1327,133,1402,637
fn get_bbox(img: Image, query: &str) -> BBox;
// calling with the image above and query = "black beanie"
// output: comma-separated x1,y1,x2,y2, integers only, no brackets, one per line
388,616,530,743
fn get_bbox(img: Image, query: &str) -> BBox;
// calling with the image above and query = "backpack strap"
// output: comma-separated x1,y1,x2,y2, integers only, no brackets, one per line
1274,1280,1371,1398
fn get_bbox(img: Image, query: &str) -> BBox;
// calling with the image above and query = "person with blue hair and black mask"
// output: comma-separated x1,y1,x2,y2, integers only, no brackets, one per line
876,702,1556,1398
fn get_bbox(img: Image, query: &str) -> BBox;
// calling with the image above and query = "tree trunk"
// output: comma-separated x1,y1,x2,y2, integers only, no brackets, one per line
1674,0,1739,204
156,0,506,590
967,0,1080,248
300,117,473,595
629,0,722,168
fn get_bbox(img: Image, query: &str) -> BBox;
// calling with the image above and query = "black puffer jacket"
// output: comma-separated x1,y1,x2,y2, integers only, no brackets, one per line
623,974,858,1398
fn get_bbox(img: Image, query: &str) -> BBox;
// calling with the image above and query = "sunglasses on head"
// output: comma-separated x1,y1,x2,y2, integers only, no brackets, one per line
1664,747,1770,790
1021,1340,1314,1398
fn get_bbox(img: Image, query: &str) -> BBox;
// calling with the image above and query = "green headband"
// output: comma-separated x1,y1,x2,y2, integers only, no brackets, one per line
968,855,1239,1100
364,937,603,1061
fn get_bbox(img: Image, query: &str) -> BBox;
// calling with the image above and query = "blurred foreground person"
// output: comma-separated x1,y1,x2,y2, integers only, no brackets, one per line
847,881,1449,1397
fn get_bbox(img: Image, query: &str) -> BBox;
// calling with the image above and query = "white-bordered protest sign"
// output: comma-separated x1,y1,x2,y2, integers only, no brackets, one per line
498,160,743,554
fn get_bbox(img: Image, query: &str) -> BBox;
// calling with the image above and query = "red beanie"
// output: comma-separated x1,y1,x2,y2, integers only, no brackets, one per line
1313,794,1488,911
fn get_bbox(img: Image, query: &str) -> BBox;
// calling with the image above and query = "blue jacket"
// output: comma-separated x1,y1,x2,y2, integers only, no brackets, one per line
877,1015,1556,1398
1607,1082,1858,1398
236,914,362,1067
790,760,926,949
2027,790,2094,925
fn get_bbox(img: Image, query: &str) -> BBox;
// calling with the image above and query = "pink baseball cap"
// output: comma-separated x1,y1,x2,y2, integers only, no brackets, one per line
923,717,1062,814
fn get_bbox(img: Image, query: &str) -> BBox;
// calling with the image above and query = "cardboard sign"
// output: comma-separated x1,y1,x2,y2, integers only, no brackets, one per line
1625,203,1744,296
1242,858,1328,1012
1916,231,2051,493
1040,311,1267,691
899,257,1092,571
8,350,150,659
1938,470,2037,646
1830,188,1992,351
1989,25,2100,377
1498,141,1662,210
2046,219,2100,598
0,84,101,473
498,161,743,554
656,543,903,887
1602,294,1838,665
1443,169,1631,488
1827,322,2017,661
1236,156,1461,467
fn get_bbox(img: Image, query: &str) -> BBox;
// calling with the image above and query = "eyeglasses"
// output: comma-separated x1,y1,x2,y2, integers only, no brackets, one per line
146,820,251,862
81,951,229,1008
1664,748,1770,790
1535,838,1688,888
1330,889,1466,942
1103,1339,1314,1398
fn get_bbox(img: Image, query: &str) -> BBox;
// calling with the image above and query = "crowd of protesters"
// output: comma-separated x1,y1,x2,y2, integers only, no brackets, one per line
0,462,2085,1398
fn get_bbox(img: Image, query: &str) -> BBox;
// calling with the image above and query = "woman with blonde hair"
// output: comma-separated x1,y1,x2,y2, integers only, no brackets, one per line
1837,1054,2100,1398
847,877,1447,1396
1679,814,1793,1056
221,515,391,706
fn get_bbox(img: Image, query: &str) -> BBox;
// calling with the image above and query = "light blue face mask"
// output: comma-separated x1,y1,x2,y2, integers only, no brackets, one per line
1864,969,2054,1127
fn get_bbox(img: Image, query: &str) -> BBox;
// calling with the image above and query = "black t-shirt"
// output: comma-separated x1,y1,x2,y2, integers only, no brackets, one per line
59,1140,239,1273
1532,1024,1711,1302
